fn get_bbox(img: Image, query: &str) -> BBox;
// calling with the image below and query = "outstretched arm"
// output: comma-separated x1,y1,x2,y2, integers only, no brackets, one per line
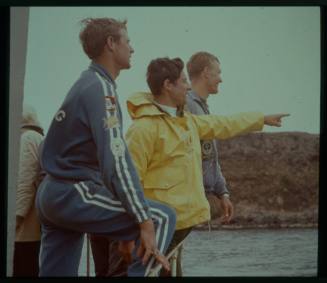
192,112,290,140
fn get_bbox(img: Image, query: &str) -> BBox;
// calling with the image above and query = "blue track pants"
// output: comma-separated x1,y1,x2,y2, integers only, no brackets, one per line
35,176,176,277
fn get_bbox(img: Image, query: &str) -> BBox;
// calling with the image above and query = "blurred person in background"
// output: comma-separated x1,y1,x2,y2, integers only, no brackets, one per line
14,104,44,277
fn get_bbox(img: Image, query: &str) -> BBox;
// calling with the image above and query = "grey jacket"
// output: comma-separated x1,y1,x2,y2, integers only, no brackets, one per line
185,91,229,197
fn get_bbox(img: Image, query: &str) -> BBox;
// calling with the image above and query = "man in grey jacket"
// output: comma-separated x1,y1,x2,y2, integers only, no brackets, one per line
185,51,233,223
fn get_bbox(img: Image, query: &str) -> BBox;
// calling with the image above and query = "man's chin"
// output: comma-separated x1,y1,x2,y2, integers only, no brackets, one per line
121,61,131,70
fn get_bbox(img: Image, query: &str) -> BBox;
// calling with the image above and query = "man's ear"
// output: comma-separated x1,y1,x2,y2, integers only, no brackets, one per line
163,78,172,92
106,36,115,52
202,66,210,79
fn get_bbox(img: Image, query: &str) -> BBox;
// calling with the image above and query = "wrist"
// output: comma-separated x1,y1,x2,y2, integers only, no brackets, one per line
139,218,154,229
219,193,230,199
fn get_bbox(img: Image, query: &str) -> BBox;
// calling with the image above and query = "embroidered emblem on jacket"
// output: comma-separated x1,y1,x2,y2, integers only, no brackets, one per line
103,96,120,129
55,110,66,122
201,141,213,157
111,137,125,157
103,116,119,129
105,96,116,112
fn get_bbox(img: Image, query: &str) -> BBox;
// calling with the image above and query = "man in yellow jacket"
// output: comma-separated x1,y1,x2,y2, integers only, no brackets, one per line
104,57,289,276
124,57,289,276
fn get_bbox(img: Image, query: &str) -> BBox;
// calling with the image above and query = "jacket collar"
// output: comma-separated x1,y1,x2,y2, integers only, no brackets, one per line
89,61,117,89
188,90,207,104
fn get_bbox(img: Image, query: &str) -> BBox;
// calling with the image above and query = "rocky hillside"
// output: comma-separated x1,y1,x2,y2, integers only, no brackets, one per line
197,132,319,229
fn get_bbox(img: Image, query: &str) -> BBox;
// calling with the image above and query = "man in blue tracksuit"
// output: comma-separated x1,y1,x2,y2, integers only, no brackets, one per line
35,17,176,277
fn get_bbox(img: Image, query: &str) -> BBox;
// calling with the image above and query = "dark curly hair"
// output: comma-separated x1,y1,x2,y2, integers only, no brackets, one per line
146,57,184,96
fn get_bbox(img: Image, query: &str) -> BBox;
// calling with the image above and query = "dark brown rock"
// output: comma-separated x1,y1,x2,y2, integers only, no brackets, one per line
199,132,319,229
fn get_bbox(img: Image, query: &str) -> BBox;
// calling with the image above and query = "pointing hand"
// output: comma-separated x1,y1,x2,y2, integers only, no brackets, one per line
264,113,290,127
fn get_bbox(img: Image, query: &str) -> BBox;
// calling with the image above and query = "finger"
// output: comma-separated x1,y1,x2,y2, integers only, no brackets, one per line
227,213,232,222
121,252,128,263
118,241,124,253
278,113,290,118
121,248,133,264
155,253,170,272
127,241,135,253
229,204,234,220
126,252,132,264
137,245,144,259
222,203,230,222
220,215,228,224
223,205,229,216
142,248,152,265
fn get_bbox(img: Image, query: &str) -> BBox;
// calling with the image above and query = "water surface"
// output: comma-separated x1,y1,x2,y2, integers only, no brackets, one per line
79,228,317,277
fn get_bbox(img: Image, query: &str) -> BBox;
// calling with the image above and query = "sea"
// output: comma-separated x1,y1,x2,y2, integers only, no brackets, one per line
78,228,317,277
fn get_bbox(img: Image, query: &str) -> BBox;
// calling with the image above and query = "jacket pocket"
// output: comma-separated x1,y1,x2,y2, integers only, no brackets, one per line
143,165,185,190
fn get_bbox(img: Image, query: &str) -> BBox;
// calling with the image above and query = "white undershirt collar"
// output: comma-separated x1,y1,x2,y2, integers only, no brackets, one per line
155,102,177,117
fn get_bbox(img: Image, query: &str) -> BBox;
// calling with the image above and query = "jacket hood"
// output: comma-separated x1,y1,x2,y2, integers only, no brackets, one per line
127,92,166,119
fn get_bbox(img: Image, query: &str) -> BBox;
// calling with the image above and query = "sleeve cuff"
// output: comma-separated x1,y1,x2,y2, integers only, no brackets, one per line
135,208,152,224
218,193,230,199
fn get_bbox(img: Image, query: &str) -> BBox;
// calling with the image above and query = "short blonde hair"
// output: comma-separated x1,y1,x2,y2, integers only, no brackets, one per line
187,51,219,80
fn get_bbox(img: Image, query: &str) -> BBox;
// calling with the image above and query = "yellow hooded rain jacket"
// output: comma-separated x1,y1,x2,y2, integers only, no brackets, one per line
125,92,264,230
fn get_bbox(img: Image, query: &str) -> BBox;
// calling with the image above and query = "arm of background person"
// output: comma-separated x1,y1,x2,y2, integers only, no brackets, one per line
15,131,42,230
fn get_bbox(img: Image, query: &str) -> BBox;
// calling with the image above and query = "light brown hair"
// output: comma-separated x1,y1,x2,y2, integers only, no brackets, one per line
187,51,219,80
79,17,127,59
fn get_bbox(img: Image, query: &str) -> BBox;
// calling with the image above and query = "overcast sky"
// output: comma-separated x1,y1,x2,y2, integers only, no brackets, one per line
23,6,320,134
